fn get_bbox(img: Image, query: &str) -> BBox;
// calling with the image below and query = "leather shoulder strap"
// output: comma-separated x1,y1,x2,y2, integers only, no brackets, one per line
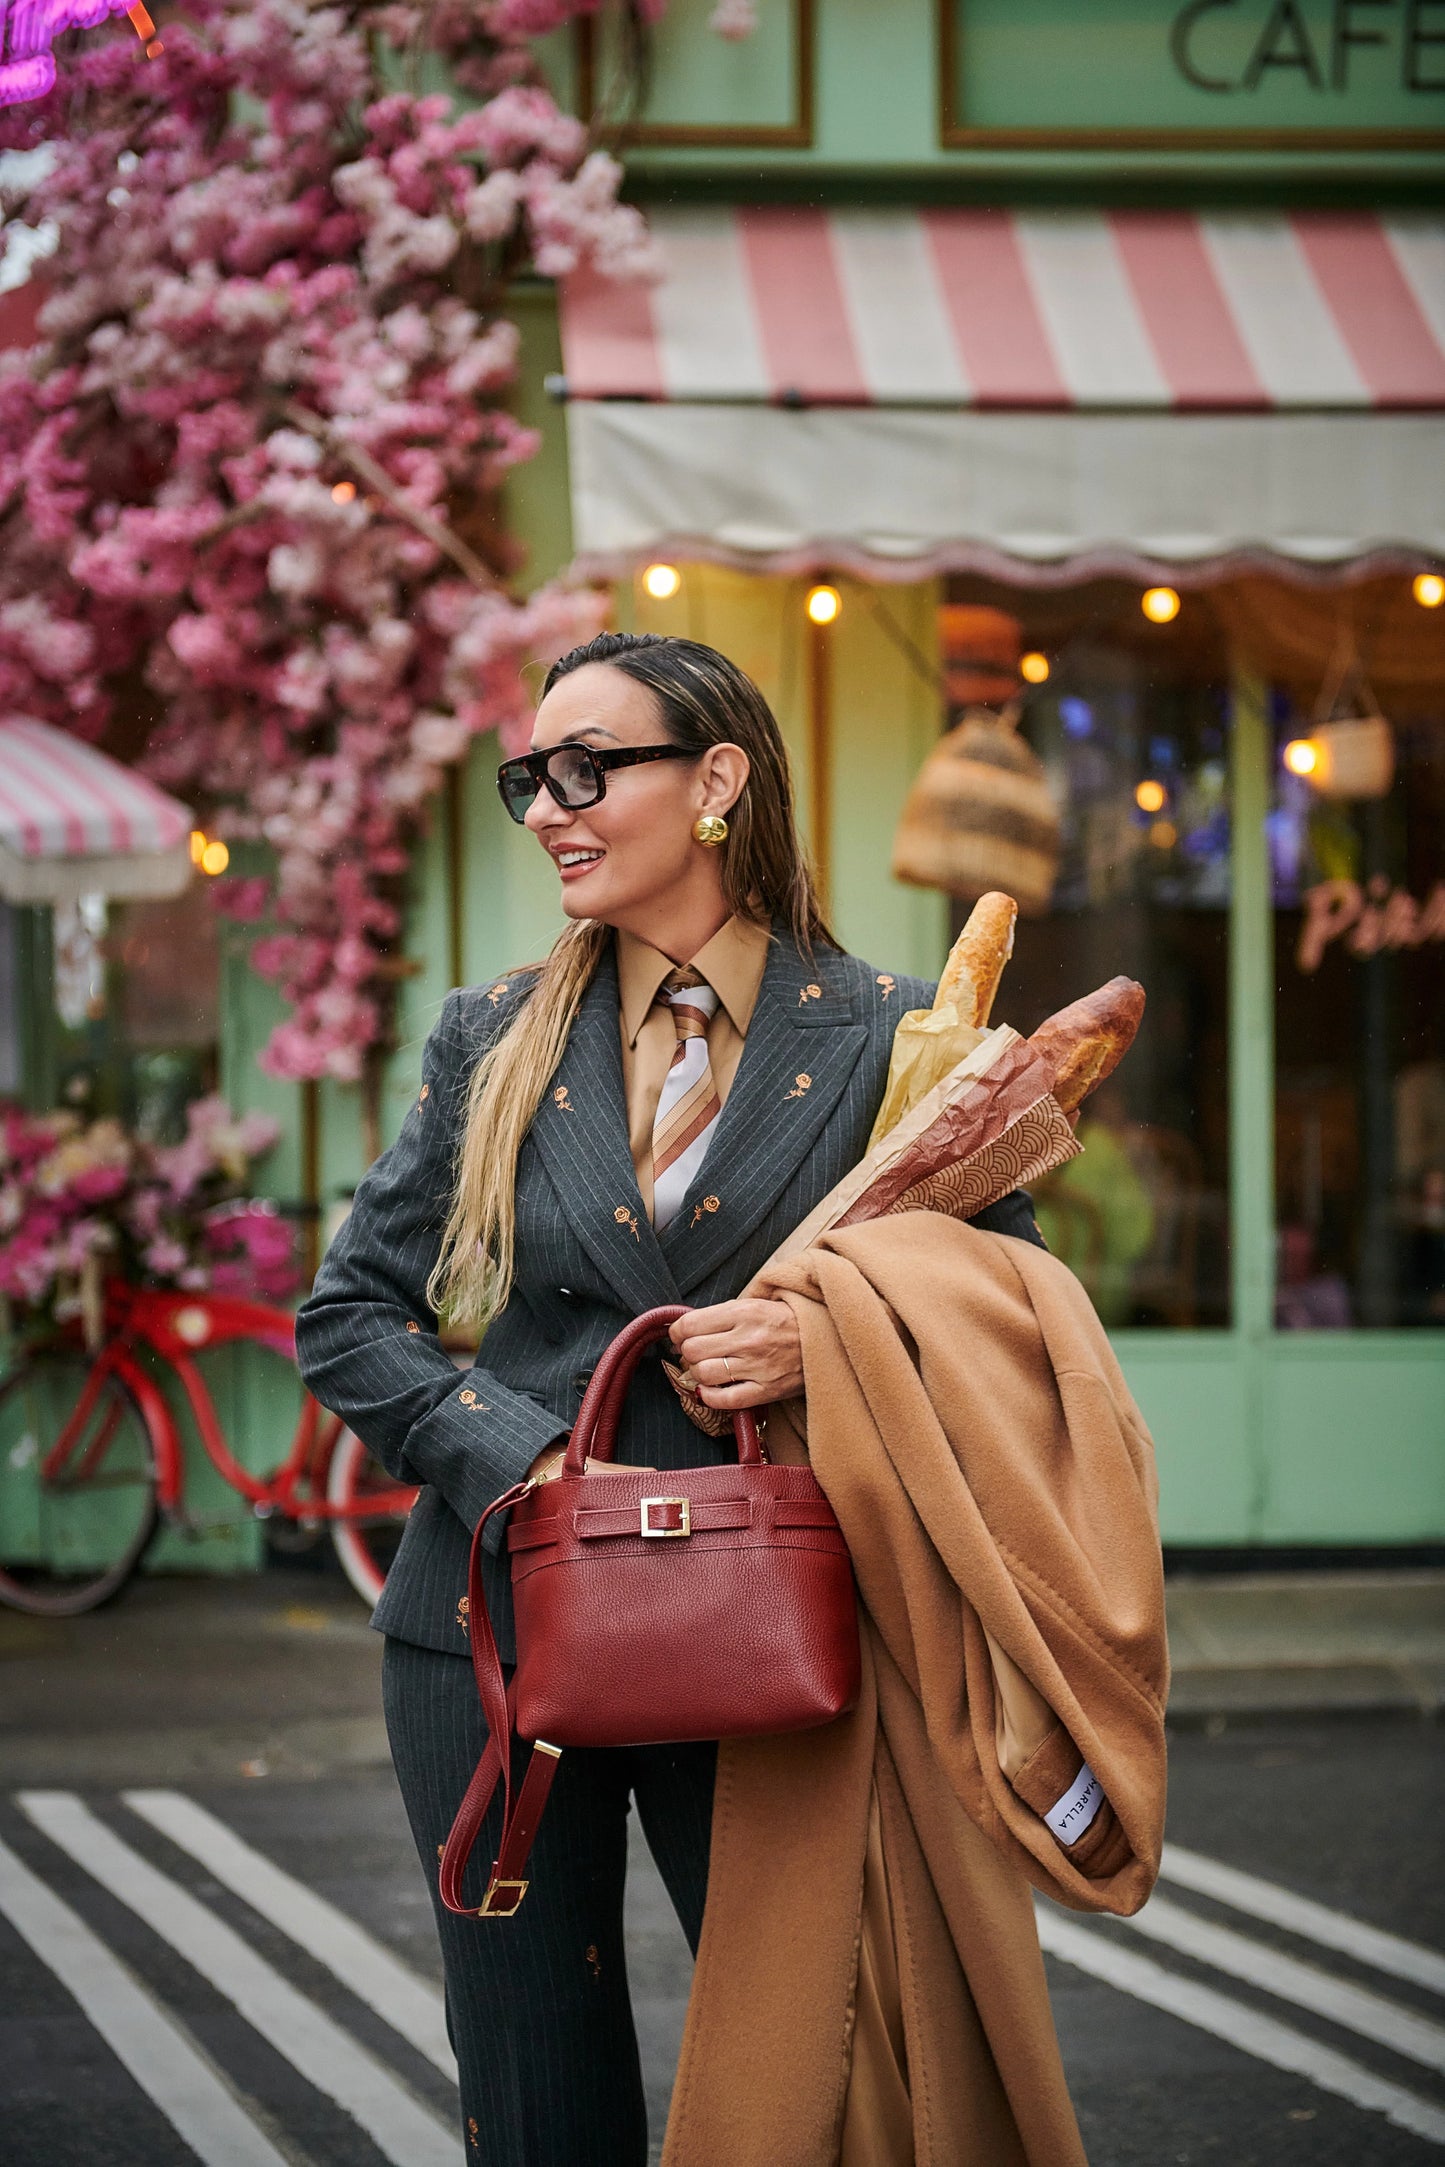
438,1481,563,1919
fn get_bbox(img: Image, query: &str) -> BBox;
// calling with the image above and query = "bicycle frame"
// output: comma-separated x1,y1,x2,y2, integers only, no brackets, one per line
41,1285,416,1527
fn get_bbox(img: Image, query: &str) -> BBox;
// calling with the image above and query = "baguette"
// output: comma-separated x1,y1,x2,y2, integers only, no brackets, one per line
934,891,1017,1027
1025,977,1145,1114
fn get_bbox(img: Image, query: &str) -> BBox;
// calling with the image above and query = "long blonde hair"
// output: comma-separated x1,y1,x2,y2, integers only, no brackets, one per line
428,632,832,1333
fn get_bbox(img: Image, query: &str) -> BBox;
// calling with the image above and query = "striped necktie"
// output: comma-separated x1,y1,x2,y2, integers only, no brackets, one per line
651,971,721,1231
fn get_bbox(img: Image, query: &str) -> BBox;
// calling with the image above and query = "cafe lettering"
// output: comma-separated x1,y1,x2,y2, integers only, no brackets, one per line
1172,0,1445,96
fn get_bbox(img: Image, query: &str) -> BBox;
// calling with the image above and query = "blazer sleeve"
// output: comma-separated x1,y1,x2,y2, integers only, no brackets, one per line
971,1188,1046,1248
294,990,566,1544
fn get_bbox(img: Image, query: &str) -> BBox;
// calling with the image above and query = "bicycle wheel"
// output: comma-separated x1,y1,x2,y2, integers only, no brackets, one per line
0,1348,160,1616
326,1424,416,1607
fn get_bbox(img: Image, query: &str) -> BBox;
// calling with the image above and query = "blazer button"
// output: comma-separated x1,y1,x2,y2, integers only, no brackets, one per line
572,1369,594,1395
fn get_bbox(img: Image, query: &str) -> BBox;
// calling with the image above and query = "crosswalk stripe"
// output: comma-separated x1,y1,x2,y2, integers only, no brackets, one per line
1123,1892,1445,2074
0,1833,288,2167
124,1790,455,2081
1037,1908,1445,2147
18,1792,456,2167
1161,1842,1445,1998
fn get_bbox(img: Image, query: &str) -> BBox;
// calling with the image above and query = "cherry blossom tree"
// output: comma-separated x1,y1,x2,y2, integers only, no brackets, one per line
0,0,661,1093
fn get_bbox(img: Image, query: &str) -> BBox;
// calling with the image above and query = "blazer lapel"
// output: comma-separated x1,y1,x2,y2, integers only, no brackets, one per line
659,933,866,1293
528,946,679,1314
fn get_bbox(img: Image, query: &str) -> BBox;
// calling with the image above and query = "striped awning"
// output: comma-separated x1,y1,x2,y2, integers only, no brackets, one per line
560,209,1445,411
559,208,1445,582
0,718,194,904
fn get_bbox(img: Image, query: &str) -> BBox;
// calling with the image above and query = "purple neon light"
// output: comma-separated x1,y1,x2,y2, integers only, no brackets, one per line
0,0,141,107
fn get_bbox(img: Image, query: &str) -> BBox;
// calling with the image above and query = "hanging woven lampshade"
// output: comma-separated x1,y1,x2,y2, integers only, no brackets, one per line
1308,714,1395,800
1299,635,1396,801
892,704,1061,916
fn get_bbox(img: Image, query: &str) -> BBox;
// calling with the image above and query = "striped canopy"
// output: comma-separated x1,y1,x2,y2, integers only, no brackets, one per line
0,718,194,904
558,209,1445,583
561,208,1445,411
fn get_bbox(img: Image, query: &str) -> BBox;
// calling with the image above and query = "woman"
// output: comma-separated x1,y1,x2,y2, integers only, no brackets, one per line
296,630,1041,2164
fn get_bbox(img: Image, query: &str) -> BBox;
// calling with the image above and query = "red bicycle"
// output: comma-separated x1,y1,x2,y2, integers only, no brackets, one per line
0,1283,416,1616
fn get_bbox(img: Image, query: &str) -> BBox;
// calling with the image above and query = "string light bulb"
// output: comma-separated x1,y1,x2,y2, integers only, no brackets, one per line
189,830,207,865
1141,586,1181,624
1135,779,1167,814
200,839,230,875
331,480,357,504
1019,651,1050,684
1284,738,1319,777
642,563,681,600
806,584,841,626
1413,572,1445,609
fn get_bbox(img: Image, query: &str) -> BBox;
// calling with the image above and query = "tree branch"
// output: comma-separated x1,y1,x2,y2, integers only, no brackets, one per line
282,402,498,590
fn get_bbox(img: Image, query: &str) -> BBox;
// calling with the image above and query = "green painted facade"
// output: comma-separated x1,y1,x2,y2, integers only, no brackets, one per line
568,0,1443,195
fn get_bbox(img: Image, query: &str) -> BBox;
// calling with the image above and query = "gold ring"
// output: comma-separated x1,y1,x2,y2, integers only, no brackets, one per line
723,1356,736,1383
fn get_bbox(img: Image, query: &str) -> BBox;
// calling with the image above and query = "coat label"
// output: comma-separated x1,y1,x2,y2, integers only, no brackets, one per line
1046,1762,1104,1846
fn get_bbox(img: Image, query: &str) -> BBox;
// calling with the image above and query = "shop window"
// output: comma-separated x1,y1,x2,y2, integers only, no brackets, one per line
113,890,221,1140
13,890,219,1138
1273,699,1445,1331
942,587,1232,1329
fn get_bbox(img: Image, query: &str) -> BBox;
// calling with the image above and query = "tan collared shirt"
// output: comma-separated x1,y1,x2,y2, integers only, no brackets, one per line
617,914,772,1222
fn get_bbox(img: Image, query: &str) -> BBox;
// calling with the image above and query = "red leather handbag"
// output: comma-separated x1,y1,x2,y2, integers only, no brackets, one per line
440,1303,859,1919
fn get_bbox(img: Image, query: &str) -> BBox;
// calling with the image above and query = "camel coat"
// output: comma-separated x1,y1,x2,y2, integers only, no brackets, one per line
662,1214,1170,2167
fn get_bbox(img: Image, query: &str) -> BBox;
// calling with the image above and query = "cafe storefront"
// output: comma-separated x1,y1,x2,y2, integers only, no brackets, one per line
525,2,1445,1547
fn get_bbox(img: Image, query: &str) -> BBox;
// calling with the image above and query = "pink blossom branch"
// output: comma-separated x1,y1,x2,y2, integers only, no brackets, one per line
281,403,499,591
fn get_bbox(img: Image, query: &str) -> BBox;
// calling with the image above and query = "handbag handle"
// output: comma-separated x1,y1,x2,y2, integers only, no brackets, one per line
563,1303,763,1476
441,1306,764,1918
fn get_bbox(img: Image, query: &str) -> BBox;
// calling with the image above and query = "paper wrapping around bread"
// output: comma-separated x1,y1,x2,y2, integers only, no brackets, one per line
867,1003,987,1148
770,1027,1029,1264
866,893,1018,1149
881,1097,1080,1222
764,976,1144,1268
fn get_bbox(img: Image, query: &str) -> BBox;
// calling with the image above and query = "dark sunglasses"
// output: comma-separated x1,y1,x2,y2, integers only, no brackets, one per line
496,741,695,825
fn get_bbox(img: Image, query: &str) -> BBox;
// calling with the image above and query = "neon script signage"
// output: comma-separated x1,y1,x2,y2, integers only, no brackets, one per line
0,0,161,109
1297,877,1445,972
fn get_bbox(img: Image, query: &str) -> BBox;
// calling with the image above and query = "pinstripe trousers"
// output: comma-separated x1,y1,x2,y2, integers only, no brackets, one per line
382,1637,716,2165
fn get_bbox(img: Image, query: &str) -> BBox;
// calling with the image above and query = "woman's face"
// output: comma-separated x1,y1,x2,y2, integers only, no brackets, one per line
525,663,747,937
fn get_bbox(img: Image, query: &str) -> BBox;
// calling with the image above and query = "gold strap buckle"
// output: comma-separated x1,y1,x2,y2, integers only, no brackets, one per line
640,1495,690,1539
478,1874,529,1917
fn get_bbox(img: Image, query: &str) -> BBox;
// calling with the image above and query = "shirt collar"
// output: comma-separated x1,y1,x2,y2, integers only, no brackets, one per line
617,913,772,1047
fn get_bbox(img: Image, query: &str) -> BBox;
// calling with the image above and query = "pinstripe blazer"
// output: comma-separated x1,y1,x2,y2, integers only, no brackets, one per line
295,927,1040,1658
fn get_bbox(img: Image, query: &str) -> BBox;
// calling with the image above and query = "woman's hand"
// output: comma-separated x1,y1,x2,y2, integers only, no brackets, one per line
669,1297,803,1409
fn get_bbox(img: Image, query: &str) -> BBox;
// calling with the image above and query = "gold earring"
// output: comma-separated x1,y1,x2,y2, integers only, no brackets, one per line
692,814,728,847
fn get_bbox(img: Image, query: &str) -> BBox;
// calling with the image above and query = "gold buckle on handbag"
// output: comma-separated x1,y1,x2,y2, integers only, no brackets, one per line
640,1495,690,1538
478,1874,529,1917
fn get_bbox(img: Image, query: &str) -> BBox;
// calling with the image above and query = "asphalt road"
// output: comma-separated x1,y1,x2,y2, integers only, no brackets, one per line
2,1574,1442,2165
